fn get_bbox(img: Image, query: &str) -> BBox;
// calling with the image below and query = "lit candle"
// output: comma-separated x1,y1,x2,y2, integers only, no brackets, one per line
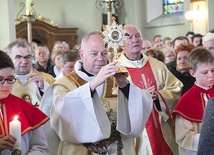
9,115,21,150
26,0,32,15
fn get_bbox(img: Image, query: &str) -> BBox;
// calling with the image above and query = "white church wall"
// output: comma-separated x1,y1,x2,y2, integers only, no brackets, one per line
10,0,214,48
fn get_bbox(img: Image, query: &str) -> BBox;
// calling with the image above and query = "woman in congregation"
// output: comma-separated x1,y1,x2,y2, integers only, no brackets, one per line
169,43,195,95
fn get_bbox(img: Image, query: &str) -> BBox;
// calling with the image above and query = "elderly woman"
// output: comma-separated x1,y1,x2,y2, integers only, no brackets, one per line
55,49,79,80
160,47,175,64
170,43,196,95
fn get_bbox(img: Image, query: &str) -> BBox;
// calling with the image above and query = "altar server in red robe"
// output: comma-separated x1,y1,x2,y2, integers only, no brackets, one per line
0,50,49,155
173,47,214,155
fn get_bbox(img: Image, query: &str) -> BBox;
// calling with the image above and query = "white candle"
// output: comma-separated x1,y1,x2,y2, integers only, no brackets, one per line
26,0,32,15
9,115,21,150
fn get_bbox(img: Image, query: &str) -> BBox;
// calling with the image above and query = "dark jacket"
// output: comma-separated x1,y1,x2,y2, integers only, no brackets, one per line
33,59,56,77
166,60,195,95
197,98,214,155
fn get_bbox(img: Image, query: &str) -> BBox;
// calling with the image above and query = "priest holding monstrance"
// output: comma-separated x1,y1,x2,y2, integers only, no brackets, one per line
49,20,153,154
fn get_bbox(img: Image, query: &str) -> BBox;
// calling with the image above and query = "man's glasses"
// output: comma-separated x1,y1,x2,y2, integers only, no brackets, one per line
0,77,16,84
15,55,32,61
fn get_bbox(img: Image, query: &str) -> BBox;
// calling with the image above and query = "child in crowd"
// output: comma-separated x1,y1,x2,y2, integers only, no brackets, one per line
0,50,49,154
172,47,214,155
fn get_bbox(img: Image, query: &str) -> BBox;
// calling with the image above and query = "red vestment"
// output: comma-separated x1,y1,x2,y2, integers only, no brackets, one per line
0,94,49,137
127,61,172,155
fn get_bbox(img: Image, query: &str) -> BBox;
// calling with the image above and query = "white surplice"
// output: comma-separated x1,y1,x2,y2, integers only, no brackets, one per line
48,60,152,155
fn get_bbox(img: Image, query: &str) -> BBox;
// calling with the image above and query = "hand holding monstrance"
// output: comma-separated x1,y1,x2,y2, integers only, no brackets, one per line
102,18,127,73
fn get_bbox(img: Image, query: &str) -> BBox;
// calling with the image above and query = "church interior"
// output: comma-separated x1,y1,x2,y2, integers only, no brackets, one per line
1,1,214,154
1,0,213,50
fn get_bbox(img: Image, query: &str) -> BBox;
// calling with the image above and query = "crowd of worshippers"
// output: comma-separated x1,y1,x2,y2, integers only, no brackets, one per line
0,27,214,155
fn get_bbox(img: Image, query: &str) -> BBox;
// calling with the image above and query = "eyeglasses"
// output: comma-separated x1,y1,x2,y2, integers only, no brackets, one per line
0,77,16,84
15,55,32,61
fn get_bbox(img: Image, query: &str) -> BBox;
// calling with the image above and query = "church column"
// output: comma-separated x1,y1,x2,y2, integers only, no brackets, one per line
207,0,214,31
0,0,16,50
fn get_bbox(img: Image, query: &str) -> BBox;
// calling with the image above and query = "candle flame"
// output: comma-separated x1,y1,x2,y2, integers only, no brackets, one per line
14,115,19,120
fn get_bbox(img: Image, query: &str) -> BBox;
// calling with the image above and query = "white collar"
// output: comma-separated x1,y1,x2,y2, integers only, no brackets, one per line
129,57,144,68
195,82,213,90
15,73,30,85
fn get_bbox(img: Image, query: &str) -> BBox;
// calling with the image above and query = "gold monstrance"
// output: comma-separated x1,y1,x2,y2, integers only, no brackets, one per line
102,17,127,73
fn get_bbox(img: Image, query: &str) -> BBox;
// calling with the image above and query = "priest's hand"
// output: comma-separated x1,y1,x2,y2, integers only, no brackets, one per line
90,61,119,91
147,86,158,101
29,68,44,89
114,72,129,88
0,135,16,151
